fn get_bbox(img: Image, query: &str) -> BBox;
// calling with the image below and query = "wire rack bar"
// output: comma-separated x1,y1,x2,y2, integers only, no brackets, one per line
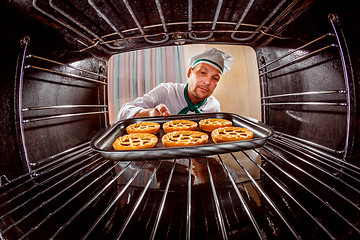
272,138,360,187
1,148,359,238
79,161,151,239
274,131,343,155
26,55,107,79
274,135,358,170
261,90,345,99
231,152,301,239
247,150,337,239
259,44,337,76
154,0,168,33
265,143,360,213
20,160,115,239
0,149,95,213
0,148,92,204
259,34,334,70
22,110,108,123
50,161,133,239
218,155,264,239
186,158,192,240
79,160,148,239
205,156,228,240
24,65,107,85
101,21,262,42
269,140,360,194
0,143,91,199
261,146,360,234
2,155,105,237
32,141,91,167
253,0,302,44
30,0,309,51
272,136,360,176
22,105,108,111
262,101,346,106
150,159,177,240
115,161,162,239
16,159,116,240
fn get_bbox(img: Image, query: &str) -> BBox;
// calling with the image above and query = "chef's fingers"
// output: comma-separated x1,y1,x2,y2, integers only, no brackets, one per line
155,104,170,117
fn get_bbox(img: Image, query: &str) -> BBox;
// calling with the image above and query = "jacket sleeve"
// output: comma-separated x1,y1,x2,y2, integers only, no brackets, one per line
117,83,168,120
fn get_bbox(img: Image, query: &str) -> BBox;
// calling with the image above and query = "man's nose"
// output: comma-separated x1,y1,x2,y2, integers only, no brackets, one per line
203,77,211,85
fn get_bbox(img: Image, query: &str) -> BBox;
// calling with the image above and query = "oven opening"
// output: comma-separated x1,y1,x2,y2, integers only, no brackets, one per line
107,44,262,124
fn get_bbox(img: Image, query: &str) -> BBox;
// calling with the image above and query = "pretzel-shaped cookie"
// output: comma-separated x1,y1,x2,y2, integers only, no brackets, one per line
211,127,254,143
162,131,208,147
113,133,158,150
163,120,198,133
126,122,160,134
199,118,232,132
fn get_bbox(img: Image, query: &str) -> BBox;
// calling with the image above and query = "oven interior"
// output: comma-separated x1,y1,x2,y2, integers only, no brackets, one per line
1,0,359,239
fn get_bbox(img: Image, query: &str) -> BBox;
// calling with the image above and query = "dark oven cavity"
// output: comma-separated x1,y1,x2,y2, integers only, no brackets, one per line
1,0,359,239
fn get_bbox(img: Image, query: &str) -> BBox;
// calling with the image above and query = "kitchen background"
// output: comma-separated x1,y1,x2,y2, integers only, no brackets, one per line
108,44,261,123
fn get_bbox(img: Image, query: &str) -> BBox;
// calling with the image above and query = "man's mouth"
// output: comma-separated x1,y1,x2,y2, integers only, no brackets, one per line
198,86,209,93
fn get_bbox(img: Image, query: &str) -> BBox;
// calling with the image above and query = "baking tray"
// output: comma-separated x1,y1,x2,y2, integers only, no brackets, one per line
90,113,274,161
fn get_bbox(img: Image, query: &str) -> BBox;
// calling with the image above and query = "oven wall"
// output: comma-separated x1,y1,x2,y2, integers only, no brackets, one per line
256,0,360,164
21,57,107,165
0,2,108,180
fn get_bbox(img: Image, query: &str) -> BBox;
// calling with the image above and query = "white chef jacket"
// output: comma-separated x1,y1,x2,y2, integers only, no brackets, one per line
117,82,221,120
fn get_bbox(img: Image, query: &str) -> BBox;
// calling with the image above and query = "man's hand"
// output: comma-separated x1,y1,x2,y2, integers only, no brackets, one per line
152,104,171,117
134,103,170,117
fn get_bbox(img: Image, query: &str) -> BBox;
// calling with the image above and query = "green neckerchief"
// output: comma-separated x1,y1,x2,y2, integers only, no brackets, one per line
178,83,206,114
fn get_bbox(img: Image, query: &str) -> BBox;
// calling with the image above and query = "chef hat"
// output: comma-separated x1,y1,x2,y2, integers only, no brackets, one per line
189,48,233,74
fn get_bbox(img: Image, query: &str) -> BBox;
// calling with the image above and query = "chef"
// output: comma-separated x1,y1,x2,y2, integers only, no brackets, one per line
117,48,233,120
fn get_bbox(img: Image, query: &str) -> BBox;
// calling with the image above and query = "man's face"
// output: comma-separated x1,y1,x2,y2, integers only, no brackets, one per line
187,63,221,104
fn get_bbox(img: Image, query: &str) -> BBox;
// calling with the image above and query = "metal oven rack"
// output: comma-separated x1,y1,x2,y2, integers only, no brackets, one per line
1,143,359,239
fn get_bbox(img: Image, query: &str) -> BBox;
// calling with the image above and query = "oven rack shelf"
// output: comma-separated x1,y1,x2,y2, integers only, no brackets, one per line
0,142,359,239
24,55,107,85
259,32,345,104
21,106,108,123
26,55,107,79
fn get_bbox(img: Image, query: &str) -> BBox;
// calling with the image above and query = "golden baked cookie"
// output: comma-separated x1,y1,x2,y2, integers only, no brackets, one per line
163,119,198,133
126,122,160,134
113,133,158,150
199,118,232,132
162,130,208,147
211,127,254,143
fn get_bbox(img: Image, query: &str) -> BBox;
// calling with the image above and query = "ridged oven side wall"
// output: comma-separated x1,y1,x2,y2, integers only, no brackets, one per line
0,2,108,179
255,0,359,165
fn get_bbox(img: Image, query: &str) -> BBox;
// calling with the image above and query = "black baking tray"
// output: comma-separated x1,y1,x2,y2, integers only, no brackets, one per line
90,113,274,161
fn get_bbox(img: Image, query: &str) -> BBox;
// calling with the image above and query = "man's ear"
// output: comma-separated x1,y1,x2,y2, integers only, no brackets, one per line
187,67,193,78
